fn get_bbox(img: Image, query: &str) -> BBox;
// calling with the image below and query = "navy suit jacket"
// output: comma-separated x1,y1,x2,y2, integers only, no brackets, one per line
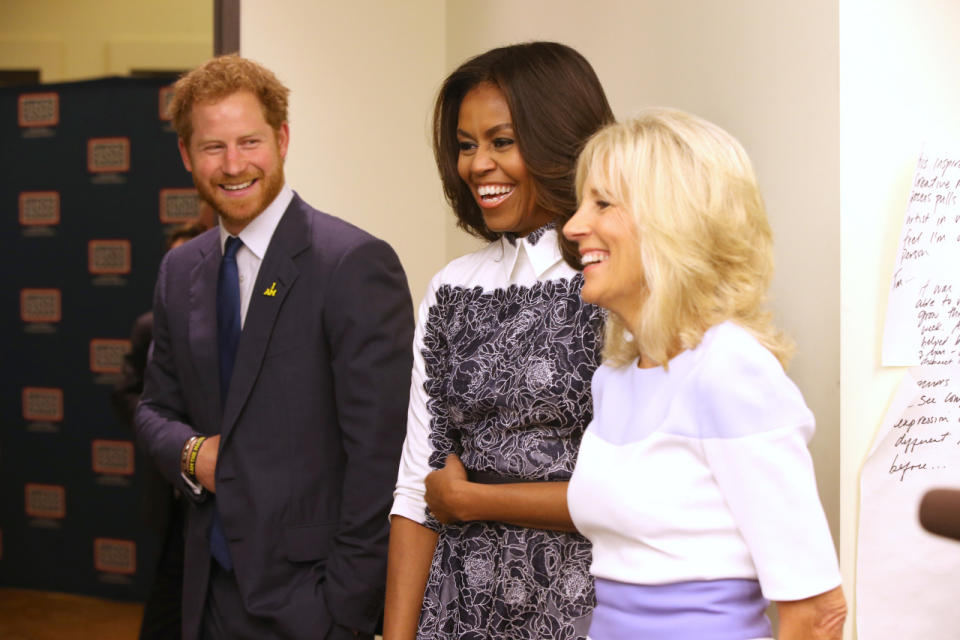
135,194,414,639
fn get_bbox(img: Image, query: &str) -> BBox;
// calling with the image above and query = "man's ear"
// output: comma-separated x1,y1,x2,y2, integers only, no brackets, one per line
276,122,290,161
178,138,193,172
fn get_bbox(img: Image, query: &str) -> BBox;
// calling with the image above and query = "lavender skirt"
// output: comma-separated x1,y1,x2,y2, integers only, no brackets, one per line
589,577,773,640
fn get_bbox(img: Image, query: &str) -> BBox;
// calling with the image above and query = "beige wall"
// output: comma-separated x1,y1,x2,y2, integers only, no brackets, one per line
240,0,447,309
0,0,211,81
839,0,960,636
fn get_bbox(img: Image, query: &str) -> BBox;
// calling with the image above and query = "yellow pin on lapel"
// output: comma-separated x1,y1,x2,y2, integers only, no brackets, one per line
263,282,278,297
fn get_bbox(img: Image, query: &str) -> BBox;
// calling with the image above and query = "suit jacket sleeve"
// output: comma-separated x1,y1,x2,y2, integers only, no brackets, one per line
135,253,203,498
321,237,414,630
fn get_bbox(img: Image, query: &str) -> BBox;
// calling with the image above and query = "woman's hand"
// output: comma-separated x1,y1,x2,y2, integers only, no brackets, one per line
425,454,470,523
425,453,576,531
776,585,847,640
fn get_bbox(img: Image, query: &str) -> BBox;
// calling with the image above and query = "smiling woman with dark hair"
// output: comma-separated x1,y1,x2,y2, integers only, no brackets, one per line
384,42,613,640
431,41,615,270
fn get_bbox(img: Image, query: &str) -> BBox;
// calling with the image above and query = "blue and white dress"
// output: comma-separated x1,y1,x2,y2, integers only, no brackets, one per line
392,225,604,639
568,321,842,640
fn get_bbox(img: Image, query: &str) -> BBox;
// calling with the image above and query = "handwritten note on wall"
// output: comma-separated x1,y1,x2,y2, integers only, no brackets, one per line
882,147,960,366
857,366,960,639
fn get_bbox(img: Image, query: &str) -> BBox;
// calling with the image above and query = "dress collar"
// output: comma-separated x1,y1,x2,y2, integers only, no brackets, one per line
497,221,564,280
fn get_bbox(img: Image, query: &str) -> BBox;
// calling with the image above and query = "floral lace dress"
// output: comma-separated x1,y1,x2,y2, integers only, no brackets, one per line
391,225,604,639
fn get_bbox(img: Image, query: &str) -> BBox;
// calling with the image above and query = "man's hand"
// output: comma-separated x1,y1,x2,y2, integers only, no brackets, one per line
424,454,469,524
195,434,220,493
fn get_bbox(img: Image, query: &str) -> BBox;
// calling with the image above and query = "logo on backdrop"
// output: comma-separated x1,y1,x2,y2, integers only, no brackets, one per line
88,239,131,274
92,440,135,487
22,387,64,433
18,92,59,129
87,137,130,184
19,191,60,234
88,239,131,286
159,188,200,224
89,339,131,385
94,538,137,579
20,288,61,333
25,483,66,525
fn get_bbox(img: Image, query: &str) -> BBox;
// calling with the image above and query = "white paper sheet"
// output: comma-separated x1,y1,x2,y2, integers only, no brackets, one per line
882,146,960,366
857,366,960,639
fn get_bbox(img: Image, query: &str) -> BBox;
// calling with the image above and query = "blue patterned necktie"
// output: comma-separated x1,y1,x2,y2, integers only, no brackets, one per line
211,235,243,570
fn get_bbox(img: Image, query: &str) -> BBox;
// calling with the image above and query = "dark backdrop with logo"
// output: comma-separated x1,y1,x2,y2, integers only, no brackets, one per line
0,77,201,600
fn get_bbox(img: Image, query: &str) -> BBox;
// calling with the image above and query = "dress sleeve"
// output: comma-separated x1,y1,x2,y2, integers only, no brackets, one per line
696,329,841,601
390,278,440,525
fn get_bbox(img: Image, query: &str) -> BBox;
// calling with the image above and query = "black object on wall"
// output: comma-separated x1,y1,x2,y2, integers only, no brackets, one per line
0,77,201,600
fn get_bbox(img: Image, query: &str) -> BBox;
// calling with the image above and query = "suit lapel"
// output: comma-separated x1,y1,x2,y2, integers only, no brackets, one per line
220,197,311,441
188,233,223,425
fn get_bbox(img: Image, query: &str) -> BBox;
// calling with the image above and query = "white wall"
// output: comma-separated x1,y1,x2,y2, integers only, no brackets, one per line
839,1,960,636
240,0,447,308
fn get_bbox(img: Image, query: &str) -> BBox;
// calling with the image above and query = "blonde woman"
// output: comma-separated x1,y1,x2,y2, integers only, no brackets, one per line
563,110,846,639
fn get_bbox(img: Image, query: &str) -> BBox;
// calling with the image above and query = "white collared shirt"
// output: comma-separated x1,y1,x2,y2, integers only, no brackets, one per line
218,184,294,328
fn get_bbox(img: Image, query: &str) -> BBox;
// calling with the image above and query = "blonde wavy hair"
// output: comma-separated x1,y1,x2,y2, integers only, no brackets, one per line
575,109,793,369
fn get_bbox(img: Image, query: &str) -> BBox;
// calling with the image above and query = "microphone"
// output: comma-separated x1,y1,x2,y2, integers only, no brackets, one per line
919,489,960,542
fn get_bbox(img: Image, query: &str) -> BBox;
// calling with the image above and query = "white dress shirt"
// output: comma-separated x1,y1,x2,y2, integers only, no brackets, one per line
217,184,294,327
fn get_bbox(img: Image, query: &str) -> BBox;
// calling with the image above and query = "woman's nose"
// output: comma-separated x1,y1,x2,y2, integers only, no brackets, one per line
563,205,589,241
470,147,496,174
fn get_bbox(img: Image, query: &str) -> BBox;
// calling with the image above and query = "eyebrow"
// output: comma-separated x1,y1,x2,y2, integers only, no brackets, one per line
590,186,613,201
194,131,263,149
456,123,514,139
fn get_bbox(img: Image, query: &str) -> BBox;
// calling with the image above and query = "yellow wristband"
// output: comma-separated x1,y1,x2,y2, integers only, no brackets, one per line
180,436,197,475
186,436,206,479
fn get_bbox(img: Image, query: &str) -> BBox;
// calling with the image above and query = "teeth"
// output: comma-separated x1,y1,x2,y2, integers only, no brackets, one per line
581,252,608,266
478,184,513,197
222,180,254,191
